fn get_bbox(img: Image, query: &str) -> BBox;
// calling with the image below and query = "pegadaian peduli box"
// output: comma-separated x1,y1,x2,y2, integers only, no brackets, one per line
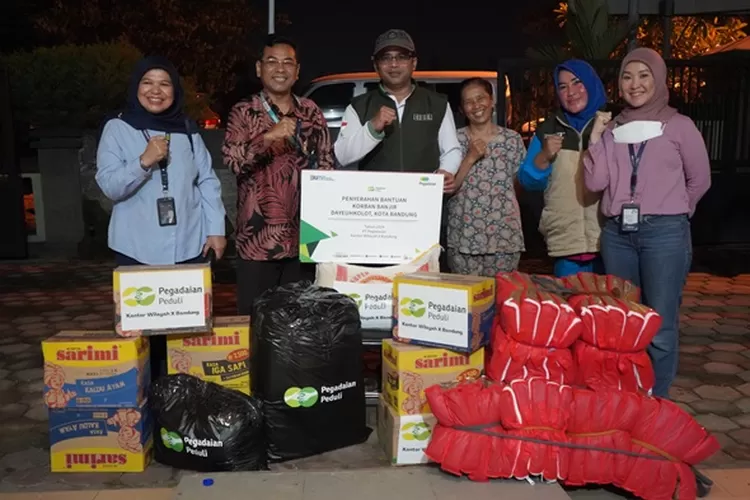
392,272,495,353
113,263,213,337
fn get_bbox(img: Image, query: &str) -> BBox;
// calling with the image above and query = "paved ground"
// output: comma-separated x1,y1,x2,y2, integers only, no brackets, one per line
0,258,749,497
174,468,571,500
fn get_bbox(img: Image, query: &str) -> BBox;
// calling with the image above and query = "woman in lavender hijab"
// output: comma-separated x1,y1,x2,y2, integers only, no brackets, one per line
583,47,711,398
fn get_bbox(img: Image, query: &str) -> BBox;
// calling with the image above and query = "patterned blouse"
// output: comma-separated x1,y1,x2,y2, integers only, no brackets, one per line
447,126,526,255
222,92,333,261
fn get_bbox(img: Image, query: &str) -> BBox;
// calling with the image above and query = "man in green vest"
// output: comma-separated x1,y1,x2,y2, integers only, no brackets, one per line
334,29,460,193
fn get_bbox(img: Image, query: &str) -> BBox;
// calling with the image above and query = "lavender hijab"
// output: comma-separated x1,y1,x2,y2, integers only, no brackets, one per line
615,47,678,125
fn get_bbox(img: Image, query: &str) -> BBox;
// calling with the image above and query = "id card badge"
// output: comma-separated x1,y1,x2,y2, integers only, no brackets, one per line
157,197,177,227
620,203,640,232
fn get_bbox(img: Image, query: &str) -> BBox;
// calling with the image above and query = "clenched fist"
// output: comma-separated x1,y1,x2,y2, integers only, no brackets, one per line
265,117,297,143
589,111,612,144
542,134,564,162
370,106,397,133
140,136,169,168
467,138,487,163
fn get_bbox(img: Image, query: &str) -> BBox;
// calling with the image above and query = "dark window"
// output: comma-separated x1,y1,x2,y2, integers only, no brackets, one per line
306,83,355,110
434,82,465,128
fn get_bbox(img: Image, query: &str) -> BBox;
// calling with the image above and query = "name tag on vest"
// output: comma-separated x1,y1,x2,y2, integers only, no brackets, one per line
412,113,433,122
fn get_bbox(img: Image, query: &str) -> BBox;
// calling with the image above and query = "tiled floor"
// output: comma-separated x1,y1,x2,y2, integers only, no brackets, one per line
1,258,750,498
0,468,749,499
0,489,174,499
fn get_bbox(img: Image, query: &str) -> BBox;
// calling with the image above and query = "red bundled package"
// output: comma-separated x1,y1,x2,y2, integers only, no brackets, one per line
486,326,575,384
568,295,661,350
562,272,641,302
569,295,661,394
496,272,571,303
498,288,582,348
496,271,536,304
571,342,654,393
424,380,510,482
425,379,720,498
565,388,641,487
498,378,573,482
618,397,721,500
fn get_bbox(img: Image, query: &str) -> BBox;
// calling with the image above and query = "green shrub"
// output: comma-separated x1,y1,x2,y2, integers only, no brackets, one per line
2,41,208,129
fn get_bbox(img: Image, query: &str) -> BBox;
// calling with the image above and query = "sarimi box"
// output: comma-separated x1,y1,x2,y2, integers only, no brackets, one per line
167,316,252,395
48,403,153,472
113,263,213,337
392,272,495,353
41,331,150,408
381,339,484,416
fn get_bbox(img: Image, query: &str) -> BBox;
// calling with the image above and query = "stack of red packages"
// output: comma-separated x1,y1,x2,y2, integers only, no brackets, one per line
424,377,720,499
424,378,573,482
489,273,582,385
568,294,661,394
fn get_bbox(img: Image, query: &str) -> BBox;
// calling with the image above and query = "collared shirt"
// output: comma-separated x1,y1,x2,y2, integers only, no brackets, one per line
334,85,462,173
96,119,226,265
222,92,334,261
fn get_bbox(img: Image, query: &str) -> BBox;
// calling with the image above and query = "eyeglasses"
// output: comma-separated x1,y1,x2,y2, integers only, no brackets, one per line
376,53,413,65
262,58,298,70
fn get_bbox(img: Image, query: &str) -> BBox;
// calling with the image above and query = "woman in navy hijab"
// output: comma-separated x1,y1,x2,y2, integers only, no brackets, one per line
96,56,226,379
517,59,608,277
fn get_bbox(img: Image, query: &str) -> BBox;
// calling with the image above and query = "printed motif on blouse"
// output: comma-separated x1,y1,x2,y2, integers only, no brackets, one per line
447,126,526,255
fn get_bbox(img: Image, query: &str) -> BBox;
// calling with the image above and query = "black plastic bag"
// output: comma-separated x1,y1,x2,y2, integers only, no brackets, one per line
149,374,267,472
252,281,371,462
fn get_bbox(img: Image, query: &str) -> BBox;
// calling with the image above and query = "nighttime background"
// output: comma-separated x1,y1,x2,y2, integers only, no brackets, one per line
0,0,560,99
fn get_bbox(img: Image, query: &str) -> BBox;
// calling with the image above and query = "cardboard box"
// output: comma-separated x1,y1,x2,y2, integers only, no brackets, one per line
113,263,213,337
392,272,495,353
381,339,483,415
378,396,436,466
48,403,152,472
167,316,251,395
42,331,149,408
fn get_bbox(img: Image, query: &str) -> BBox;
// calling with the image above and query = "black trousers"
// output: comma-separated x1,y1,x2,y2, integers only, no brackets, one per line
114,251,204,382
236,257,315,316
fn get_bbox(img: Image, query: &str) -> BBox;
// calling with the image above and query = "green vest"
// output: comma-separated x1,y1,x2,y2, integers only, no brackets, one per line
352,85,447,173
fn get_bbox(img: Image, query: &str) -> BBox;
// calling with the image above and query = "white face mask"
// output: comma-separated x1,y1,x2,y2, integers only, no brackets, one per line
612,120,665,144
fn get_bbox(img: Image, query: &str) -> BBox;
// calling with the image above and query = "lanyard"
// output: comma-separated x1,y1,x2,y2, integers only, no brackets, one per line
142,130,170,194
627,142,646,202
259,93,318,169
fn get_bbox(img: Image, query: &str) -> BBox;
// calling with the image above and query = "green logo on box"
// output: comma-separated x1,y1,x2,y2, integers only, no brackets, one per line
401,422,431,441
399,297,426,318
346,293,363,309
123,287,155,307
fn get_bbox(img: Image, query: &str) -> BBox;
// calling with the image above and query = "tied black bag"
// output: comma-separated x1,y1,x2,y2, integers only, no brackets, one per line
252,281,371,462
149,374,267,472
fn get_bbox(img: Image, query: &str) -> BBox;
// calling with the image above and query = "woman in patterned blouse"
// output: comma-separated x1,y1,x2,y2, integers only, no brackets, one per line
446,78,526,277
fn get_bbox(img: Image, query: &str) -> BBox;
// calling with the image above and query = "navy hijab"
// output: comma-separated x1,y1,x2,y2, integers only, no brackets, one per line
553,59,607,132
119,56,197,134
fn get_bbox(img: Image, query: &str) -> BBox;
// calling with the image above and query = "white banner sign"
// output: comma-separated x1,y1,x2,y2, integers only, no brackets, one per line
300,171,444,264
